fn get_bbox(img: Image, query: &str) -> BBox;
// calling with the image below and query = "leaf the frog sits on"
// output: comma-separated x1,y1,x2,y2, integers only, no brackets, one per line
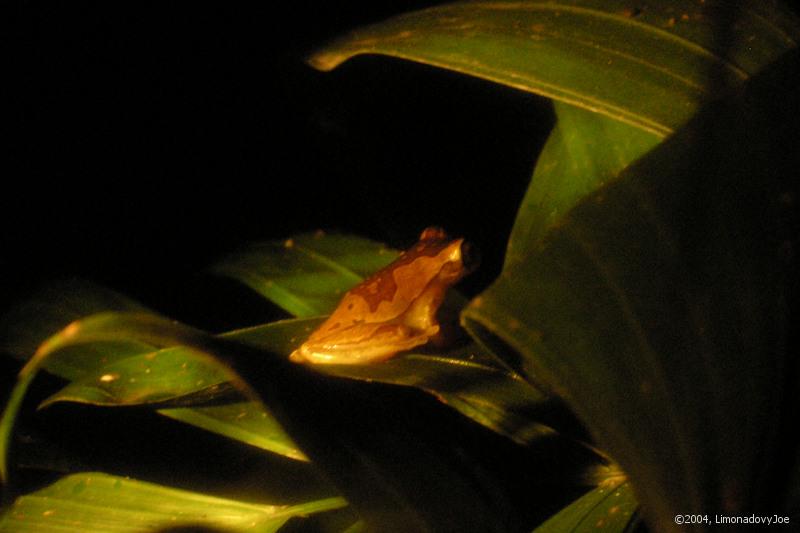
290,227,475,365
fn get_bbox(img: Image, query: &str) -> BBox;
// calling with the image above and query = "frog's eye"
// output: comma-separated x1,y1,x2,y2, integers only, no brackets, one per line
419,226,448,241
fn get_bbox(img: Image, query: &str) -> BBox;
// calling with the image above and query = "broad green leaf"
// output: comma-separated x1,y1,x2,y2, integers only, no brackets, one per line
0,472,346,532
13,319,543,530
510,102,661,259
41,318,551,447
0,283,567,530
464,46,798,530
159,402,307,462
212,232,398,317
37,359,310,462
1,288,307,462
470,103,659,379
37,345,232,409
229,320,554,445
309,0,800,136
27,318,308,461
22,318,541,529
0,312,256,484
534,480,638,533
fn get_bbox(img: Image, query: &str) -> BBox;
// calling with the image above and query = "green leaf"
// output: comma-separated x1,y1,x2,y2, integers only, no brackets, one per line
37,345,233,409
469,103,660,386
11,308,550,467
464,45,798,530
159,402,307,462
212,232,399,317
309,0,800,136
0,312,256,484
229,320,554,445
40,317,551,447
19,319,546,530
226,345,543,531
26,317,307,461
317,350,553,445
0,281,570,530
534,480,638,533
509,101,661,262
2,292,308,461
0,472,346,533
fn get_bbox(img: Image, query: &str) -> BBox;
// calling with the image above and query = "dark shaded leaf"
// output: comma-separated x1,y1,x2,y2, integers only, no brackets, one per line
464,46,798,530
0,280,153,368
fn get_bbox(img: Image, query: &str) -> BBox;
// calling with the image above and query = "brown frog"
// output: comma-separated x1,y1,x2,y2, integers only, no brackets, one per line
289,227,473,364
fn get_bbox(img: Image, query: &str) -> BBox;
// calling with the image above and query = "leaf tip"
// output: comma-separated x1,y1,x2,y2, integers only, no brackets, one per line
306,48,348,72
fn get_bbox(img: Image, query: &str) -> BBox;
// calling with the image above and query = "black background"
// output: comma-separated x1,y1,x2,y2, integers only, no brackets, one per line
6,0,554,327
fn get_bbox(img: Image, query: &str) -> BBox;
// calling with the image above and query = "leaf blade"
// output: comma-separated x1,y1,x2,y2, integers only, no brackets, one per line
534,480,638,533
0,472,346,533
464,48,798,529
212,232,399,317
309,0,799,136
508,101,661,264
158,402,308,461
0,312,257,484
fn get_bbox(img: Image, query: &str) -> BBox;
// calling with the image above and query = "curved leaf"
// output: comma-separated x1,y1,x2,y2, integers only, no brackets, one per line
309,0,799,136
510,101,661,262
212,231,398,317
2,304,307,462
40,317,552,447
159,402,307,462
225,343,549,532
534,479,638,533
0,312,257,484
233,320,554,445
20,311,549,461
0,472,345,533
37,345,232,409
318,351,553,445
0,280,153,368
464,48,798,530
27,317,307,461
0,310,528,531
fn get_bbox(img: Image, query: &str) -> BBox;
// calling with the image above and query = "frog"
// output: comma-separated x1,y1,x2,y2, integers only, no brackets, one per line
289,227,474,365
